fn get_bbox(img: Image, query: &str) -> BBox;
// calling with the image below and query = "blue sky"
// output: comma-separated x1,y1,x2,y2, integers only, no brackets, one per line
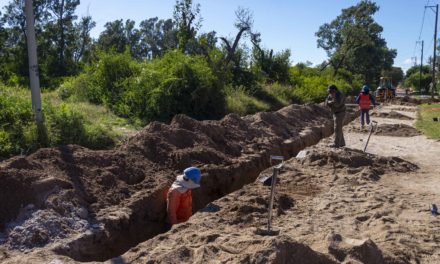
1,0,438,72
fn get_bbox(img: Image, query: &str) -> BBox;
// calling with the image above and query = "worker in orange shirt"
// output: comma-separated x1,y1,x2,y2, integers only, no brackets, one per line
166,167,201,226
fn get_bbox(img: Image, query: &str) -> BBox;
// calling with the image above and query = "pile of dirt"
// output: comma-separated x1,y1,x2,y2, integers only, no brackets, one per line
0,104,358,262
374,123,421,137
370,110,414,120
390,107,417,112
346,123,421,137
114,147,419,263
391,96,440,106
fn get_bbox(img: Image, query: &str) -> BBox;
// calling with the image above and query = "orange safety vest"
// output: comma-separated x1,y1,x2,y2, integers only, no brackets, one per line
166,188,192,225
359,94,371,110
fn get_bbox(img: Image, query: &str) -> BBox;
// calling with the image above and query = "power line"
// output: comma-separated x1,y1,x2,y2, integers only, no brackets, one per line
414,0,430,57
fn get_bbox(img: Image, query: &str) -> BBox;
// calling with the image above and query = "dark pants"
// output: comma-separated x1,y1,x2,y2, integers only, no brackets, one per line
360,109,370,126
333,111,346,147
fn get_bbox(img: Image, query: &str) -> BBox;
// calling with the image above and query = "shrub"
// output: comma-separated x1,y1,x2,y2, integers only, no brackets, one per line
0,85,116,159
129,50,226,121
224,86,270,115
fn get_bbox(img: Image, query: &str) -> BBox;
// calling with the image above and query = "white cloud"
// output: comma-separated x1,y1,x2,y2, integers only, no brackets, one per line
403,58,413,65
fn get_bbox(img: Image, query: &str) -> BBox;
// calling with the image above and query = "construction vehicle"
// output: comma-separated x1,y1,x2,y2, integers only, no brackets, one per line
375,77,396,101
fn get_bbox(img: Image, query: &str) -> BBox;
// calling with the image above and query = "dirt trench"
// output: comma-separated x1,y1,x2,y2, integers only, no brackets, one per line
0,104,358,262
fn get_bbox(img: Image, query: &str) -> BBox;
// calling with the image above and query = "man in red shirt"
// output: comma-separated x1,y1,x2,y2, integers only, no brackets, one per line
166,167,201,226
356,85,377,129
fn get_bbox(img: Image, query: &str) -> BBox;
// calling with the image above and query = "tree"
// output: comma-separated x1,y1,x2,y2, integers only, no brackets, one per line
381,66,403,86
252,48,291,84
73,15,96,64
404,65,431,92
406,65,430,77
1,0,52,84
220,7,255,67
139,17,178,59
315,0,396,85
97,19,128,53
173,0,201,53
46,0,80,76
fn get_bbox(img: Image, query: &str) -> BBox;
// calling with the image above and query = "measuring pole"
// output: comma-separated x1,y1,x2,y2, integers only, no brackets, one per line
25,0,43,124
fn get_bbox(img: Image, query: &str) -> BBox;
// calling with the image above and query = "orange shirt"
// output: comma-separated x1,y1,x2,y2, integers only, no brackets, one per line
166,188,192,225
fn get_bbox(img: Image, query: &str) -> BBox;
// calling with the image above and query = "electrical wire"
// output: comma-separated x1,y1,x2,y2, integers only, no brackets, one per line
413,0,430,58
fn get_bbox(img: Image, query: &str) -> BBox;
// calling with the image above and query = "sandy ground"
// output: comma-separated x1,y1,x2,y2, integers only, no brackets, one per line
1,102,439,263
116,103,440,264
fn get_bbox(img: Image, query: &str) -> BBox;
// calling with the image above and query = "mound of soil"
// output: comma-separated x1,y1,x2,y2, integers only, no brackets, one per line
374,124,421,137
346,123,421,137
115,147,418,263
391,96,440,106
370,111,414,120
0,104,359,262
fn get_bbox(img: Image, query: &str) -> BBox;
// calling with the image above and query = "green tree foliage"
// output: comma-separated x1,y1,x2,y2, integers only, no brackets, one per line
404,65,432,92
252,48,291,84
315,0,396,86
406,65,430,77
173,0,201,53
290,63,362,103
97,19,130,54
381,66,404,86
138,17,178,59
46,0,80,76
64,50,225,122
73,15,96,64
0,0,93,87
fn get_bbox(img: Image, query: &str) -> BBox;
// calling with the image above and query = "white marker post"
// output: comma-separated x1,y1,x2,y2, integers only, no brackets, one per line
25,0,43,124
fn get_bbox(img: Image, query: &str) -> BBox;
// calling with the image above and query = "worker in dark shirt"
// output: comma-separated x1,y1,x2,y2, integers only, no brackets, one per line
325,84,346,148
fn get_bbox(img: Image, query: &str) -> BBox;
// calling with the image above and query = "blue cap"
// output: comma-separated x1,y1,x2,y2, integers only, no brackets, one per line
362,85,369,93
183,167,201,184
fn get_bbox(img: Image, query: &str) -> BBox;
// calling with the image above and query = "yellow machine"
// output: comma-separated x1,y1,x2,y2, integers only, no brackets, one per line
375,77,395,101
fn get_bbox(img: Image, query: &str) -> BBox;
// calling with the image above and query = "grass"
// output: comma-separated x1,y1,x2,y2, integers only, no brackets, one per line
43,91,139,139
0,85,141,159
224,86,270,115
416,104,440,140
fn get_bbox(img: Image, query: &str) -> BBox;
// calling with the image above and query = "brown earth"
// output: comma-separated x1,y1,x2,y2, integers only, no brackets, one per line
370,111,414,120
0,103,358,263
112,103,440,264
1,101,439,264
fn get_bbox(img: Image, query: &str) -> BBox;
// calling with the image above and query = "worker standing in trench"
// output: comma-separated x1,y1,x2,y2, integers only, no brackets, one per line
166,167,201,228
325,84,346,148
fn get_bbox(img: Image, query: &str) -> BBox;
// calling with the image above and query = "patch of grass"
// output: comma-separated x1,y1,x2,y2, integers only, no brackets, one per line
225,86,270,116
0,85,140,160
44,91,140,136
416,104,440,139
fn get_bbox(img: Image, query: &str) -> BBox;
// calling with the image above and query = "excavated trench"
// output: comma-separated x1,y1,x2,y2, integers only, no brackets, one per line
0,104,358,262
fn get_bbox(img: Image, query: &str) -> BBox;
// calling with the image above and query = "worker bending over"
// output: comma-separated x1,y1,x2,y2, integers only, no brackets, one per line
167,167,201,226
356,85,377,129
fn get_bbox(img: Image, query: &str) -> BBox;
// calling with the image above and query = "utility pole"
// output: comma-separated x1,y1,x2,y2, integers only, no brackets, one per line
25,0,43,123
417,40,424,92
426,4,438,98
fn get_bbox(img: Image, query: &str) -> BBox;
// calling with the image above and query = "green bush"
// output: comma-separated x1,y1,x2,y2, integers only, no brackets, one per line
64,50,226,122
224,86,270,115
0,85,116,159
115,51,225,121
289,64,360,103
